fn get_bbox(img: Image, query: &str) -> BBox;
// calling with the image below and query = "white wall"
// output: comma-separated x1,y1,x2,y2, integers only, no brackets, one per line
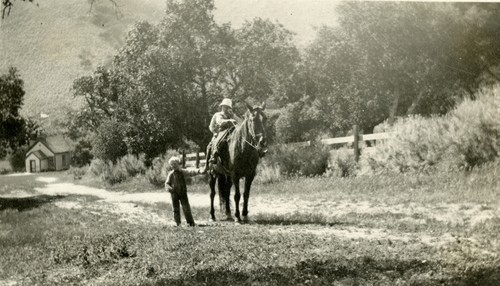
25,154,39,173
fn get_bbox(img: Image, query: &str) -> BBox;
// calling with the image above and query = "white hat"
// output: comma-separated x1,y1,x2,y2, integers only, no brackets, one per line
219,98,232,108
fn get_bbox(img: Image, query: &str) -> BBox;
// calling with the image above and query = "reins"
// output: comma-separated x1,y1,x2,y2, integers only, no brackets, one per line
229,117,261,151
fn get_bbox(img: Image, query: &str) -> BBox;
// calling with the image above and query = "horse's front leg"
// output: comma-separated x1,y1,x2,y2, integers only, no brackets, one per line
242,174,255,220
218,175,233,221
233,177,241,222
209,174,216,221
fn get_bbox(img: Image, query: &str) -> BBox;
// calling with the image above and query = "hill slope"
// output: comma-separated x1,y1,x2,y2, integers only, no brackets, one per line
0,0,165,124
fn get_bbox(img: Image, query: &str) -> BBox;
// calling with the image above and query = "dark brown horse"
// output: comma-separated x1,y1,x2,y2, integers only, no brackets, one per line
208,103,267,222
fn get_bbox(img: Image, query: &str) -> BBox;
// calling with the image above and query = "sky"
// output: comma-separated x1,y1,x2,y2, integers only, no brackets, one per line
213,0,340,46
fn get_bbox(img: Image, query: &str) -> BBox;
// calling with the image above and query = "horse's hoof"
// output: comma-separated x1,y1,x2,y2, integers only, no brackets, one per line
223,216,234,222
209,218,216,222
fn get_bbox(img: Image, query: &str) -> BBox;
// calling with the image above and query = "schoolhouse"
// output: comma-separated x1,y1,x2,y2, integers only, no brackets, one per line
25,136,72,172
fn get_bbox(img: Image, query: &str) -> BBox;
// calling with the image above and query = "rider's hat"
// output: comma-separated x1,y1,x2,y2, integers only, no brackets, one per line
219,98,232,108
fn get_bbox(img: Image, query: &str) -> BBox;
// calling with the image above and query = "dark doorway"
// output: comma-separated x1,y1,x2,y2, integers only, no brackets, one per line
30,160,36,172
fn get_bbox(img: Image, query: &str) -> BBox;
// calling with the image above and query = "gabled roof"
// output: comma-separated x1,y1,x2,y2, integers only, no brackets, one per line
43,135,72,153
28,150,49,160
27,135,72,155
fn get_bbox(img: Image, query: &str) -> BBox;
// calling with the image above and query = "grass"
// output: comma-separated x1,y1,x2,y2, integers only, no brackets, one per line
1,163,499,285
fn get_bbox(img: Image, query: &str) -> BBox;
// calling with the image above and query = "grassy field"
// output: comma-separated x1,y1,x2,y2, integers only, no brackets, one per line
0,163,499,285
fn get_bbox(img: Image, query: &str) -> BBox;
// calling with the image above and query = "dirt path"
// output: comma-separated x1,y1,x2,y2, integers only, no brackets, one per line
4,174,499,246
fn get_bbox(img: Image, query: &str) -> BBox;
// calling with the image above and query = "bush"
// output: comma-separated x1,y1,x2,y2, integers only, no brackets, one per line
89,155,144,185
67,166,86,180
256,163,282,184
146,156,168,188
360,115,449,174
117,154,146,177
89,158,108,177
265,142,330,177
360,84,500,174
327,147,358,177
446,85,500,169
145,150,180,187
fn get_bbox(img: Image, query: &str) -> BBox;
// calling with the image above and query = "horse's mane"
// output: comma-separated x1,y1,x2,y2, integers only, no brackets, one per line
230,110,253,153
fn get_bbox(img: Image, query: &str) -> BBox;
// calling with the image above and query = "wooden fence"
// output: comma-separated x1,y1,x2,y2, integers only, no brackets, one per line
182,125,391,167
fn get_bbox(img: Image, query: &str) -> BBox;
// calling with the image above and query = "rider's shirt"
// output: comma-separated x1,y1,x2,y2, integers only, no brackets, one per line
209,111,235,135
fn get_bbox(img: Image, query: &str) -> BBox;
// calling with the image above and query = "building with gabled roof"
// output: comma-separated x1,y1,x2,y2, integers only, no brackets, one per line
25,136,72,172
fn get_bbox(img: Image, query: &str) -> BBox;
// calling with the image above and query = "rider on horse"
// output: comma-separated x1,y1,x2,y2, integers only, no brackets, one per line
203,98,239,174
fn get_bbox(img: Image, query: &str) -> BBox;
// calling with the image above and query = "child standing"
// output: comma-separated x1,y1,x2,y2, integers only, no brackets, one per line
165,157,200,227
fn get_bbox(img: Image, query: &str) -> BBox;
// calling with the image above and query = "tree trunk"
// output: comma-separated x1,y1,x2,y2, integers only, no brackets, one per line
407,90,424,115
388,88,400,125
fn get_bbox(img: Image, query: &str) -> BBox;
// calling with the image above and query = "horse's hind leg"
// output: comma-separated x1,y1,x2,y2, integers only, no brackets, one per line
242,175,255,220
209,174,216,221
218,175,233,221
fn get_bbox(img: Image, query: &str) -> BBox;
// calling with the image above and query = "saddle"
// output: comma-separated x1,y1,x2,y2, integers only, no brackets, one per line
210,127,234,175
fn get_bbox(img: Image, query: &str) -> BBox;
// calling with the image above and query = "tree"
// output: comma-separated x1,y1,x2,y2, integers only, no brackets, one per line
0,67,26,158
70,0,303,160
303,2,500,136
91,119,127,163
229,18,300,106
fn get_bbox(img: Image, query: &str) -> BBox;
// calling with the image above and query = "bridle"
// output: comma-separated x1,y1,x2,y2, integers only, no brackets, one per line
243,109,266,151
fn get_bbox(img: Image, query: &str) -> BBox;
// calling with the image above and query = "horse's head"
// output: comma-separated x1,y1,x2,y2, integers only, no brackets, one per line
245,102,268,152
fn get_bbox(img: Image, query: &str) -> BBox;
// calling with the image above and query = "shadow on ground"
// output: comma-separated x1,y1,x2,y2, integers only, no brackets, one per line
142,256,500,286
0,195,66,211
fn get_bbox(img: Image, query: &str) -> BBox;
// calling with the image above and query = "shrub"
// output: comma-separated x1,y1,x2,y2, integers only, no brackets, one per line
117,154,146,177
88,158,126,185
360,84,500,174
445,85,500,169
265,142,330,177
146,156,168,188
89,158,108,177
145,150,180,187
327,147,358,177
360,115,449,174
67,166,86,180
256,163,282,184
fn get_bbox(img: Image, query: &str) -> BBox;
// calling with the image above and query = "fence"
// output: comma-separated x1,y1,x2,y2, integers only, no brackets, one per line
182,125,390,167
289,126,390,162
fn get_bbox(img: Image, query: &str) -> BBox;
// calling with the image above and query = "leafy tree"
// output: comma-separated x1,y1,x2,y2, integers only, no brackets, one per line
91,119,127,163
304,2,500,136
229,18,300,106
0,67,27,158
8,145,26,171
71,139,93,167
275,99,323,143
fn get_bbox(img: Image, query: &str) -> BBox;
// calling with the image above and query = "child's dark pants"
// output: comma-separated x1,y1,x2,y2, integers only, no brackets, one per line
170,191,195,226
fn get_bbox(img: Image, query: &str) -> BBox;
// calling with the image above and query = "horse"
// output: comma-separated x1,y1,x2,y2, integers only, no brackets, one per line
208,102,267,222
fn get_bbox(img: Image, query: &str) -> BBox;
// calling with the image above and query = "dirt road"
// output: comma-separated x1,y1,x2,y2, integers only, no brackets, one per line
4,174,498,248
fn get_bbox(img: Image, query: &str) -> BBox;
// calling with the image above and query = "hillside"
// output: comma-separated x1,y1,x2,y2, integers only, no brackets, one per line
0,0,165,125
